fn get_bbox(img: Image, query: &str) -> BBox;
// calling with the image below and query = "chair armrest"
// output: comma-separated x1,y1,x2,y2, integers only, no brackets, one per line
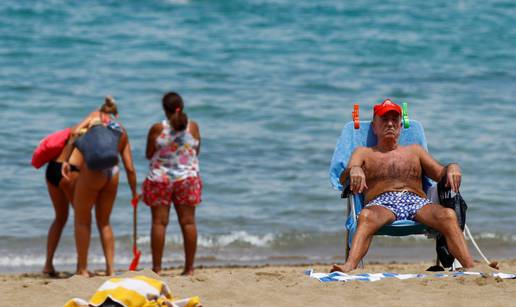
341,185,351,199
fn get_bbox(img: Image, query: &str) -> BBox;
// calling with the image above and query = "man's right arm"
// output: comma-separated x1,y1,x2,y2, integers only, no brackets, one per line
340,147,368,193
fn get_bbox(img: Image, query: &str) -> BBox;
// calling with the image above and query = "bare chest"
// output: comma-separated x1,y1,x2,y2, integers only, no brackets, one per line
363,149,422,181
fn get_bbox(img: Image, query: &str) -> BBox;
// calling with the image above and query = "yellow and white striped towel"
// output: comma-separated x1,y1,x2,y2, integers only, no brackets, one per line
64,275,201,307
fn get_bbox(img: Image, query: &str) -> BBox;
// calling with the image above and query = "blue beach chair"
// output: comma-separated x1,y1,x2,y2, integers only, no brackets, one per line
329,119,435,264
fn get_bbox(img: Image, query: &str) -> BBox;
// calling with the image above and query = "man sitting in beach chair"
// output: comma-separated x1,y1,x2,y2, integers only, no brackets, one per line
331,99,475,273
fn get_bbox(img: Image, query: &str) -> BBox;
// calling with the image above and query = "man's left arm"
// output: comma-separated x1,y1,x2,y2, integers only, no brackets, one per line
414,145,461,192
443,163,461,192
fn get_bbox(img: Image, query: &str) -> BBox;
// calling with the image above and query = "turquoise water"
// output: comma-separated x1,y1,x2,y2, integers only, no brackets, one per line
1,0,515,272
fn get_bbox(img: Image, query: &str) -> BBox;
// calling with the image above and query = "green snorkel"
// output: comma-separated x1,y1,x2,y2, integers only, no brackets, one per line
402,102,410,129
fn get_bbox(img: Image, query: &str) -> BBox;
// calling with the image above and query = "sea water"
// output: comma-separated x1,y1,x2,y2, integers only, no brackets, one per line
1,0,515,273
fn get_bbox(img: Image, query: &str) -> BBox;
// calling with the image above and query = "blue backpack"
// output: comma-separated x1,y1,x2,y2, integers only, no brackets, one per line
75,124,121,170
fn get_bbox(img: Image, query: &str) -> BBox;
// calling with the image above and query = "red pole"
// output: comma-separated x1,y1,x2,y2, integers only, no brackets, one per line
129,196,141,271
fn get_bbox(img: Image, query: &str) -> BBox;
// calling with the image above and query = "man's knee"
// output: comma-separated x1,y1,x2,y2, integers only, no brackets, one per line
432,207,462,234
358,209,377,225
437,207,458,223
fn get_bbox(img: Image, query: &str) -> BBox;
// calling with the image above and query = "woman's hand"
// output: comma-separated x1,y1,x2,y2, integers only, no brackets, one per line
349,166,368,194
61,161,71,180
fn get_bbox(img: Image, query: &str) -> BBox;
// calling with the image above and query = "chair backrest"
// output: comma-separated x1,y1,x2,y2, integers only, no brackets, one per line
329,119,432,192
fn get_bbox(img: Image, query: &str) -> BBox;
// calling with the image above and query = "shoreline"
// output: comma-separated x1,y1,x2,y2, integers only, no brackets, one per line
3,255,516,276
3,249,515,276
4,233,515,274
2,260,515,306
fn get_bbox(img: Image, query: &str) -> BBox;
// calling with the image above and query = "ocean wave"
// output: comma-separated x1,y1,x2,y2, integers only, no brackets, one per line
0,254,112,267
2,230,516,253
1,230,516,270
137,230,275,248
132,230,516,252
475,232,516,242
0,253,315,269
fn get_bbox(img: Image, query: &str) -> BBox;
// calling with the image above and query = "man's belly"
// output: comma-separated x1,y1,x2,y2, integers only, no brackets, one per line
364,179,426,203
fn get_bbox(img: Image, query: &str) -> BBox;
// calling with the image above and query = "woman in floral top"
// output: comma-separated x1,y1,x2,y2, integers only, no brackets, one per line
142,92,202,275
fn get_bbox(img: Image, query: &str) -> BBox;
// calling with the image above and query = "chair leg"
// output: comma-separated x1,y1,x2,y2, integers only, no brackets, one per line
348,196,365,269
345,230,350,261
452,259,462,271
345,196,353,262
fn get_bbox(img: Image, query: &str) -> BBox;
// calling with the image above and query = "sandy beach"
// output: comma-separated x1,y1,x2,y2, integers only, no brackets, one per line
1,260,515,307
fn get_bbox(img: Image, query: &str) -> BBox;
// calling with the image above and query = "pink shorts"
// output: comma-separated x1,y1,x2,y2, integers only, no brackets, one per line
143,176,203,207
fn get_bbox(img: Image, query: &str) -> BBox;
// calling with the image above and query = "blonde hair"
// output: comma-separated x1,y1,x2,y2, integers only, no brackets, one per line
100,96,118,116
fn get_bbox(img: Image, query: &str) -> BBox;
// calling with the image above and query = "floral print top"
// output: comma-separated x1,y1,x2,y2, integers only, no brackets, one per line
146,119,200,183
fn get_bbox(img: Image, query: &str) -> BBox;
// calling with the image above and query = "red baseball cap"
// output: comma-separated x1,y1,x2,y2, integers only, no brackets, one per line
373,99,402,117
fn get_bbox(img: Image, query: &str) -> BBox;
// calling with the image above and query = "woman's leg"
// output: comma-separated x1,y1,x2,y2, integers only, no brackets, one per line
73,173,100,277
173,204,197,275
150,205,171,275
44,181,70,275
59,171,79,209
95,173,119,276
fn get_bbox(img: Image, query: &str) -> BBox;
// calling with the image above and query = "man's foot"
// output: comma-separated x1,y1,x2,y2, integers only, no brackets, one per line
470,262,500,272
453,261,499,273
330,263,355,273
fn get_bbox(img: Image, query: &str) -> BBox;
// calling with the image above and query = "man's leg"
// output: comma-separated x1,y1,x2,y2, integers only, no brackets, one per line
332,206,395,273
415,204,474,268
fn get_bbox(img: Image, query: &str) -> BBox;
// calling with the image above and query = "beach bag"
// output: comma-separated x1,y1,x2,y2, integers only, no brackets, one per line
31,128,71,169
63,275,201,307
75,124,121,170
435,176,468,268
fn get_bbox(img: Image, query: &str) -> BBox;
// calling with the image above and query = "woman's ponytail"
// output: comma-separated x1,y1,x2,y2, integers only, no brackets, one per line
162,92,188,131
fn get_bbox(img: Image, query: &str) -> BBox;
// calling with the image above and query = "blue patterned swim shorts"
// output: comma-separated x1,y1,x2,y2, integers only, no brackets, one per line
365,191,431,221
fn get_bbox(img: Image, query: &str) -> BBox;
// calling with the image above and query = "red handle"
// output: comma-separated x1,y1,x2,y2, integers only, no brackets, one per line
129,196,141,271
352,104,360,129
131,196,139,208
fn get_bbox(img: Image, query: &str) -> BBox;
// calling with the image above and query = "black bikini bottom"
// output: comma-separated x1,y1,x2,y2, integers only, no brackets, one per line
45,160,80,187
